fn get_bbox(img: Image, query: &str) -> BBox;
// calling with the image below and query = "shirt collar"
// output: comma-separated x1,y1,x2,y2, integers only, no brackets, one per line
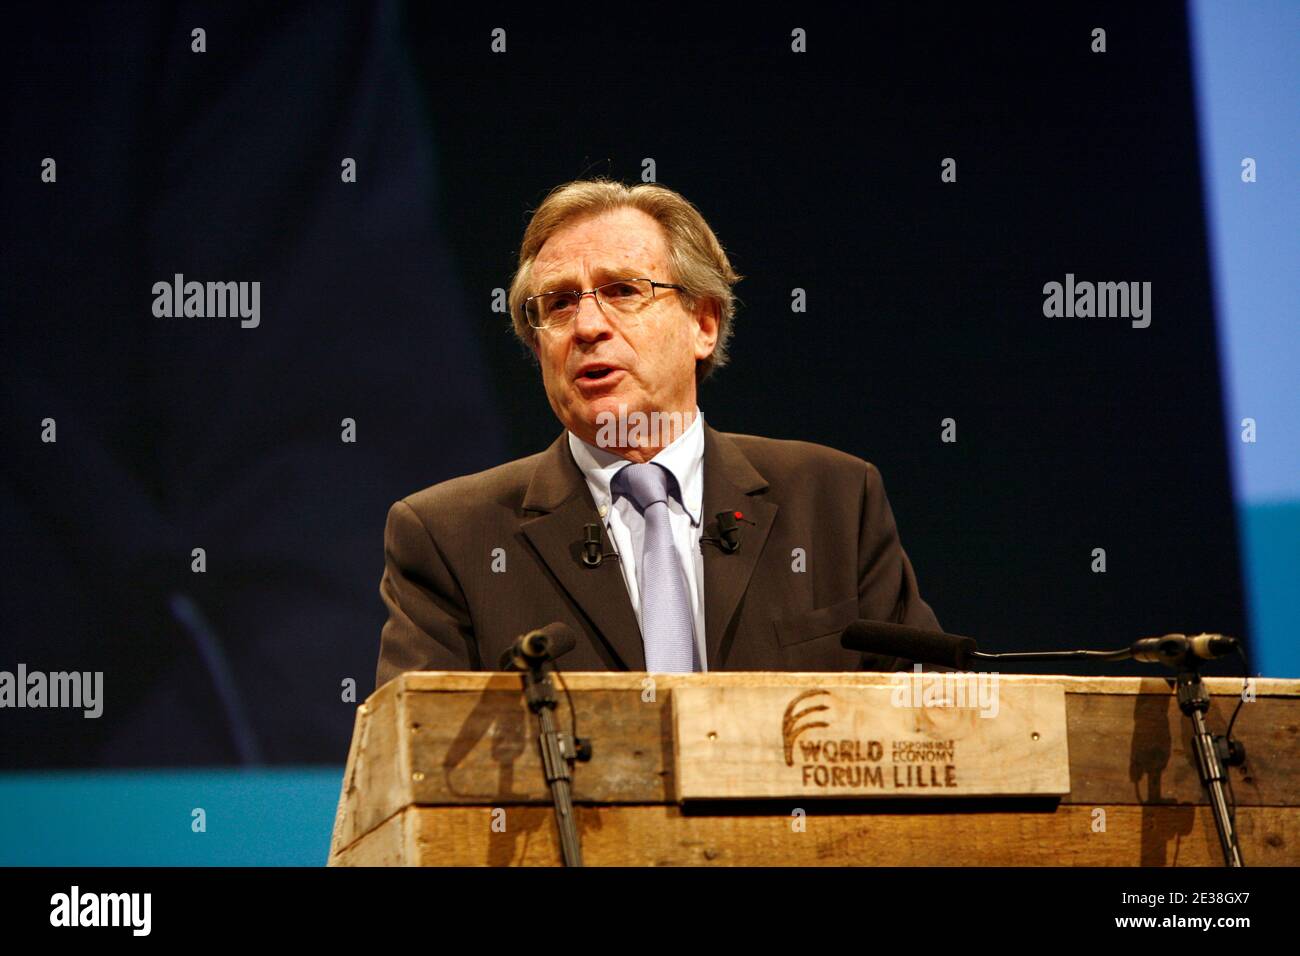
567,407,705,526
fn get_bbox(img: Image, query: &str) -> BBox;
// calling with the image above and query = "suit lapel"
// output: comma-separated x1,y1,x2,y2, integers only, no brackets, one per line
519,432,646,670
700,424,777,670
519,423,777,672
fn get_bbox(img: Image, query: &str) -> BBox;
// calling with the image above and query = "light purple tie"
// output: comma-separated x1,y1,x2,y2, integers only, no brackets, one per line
612,462,697,672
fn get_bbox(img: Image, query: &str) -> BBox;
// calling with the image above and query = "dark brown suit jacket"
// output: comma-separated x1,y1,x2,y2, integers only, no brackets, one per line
375,424,939,687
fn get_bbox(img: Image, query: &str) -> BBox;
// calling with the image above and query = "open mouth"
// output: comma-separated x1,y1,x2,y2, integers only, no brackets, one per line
578,366,618,381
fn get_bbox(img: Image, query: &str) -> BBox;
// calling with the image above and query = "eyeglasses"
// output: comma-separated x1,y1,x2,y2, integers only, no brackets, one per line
524,277,685,331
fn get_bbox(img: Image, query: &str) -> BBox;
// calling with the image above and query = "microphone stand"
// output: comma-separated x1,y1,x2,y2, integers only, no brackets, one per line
968,639,1246,867
518,653,591,867
1174,664,1244,866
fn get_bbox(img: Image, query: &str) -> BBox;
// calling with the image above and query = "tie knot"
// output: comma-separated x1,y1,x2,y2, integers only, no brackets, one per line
612,462,675,514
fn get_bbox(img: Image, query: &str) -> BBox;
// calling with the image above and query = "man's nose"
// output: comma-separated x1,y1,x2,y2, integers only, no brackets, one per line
571,292,614,341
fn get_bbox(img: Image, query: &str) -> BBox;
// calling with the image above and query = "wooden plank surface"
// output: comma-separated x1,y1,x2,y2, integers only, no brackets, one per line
672,684,1069,799
337,685,1297,812
333,804,1300,867
391,671,1297,696
328,673,1300,864
329,681,412,853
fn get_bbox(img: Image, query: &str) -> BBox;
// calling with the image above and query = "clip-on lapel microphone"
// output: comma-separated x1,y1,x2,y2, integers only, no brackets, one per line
701,509,755,554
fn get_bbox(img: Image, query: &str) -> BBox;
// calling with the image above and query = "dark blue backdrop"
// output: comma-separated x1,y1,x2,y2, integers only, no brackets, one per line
1,1,1247,769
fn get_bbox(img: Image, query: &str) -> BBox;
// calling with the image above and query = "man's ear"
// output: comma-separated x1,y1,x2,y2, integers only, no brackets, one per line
692,299,720,361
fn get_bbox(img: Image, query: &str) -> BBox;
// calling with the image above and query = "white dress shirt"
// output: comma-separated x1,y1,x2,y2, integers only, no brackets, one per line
567,408,708,671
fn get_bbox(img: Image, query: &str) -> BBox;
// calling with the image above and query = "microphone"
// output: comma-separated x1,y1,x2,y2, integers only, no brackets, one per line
499,622,579,671
1129,633,1239,665
580,522,619,568
502,622,591,865
716,511,741,553
839,620,1241,670
840,620,976,669
701,509,753,554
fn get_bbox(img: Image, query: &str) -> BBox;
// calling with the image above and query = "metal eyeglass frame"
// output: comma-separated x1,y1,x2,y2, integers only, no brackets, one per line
524,278,685,331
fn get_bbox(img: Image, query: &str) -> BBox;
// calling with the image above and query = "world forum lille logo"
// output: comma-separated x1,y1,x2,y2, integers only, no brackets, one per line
782,689,831,766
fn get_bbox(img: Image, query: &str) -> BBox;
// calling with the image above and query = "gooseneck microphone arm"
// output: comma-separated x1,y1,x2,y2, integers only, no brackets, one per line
841,620,1241,670
971,648,1137,663
840,620,1247,866
971,633,1242,667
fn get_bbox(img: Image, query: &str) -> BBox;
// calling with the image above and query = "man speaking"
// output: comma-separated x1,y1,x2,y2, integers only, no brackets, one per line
375,179,938,685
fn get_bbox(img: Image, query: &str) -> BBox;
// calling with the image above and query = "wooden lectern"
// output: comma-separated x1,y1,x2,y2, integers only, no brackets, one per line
328,672,1300,866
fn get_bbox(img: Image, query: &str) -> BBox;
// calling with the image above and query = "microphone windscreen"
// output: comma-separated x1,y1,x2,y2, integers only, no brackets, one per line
1188,633,1238,660
534,622,578,660
501,622,581,670
840,620,976,669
